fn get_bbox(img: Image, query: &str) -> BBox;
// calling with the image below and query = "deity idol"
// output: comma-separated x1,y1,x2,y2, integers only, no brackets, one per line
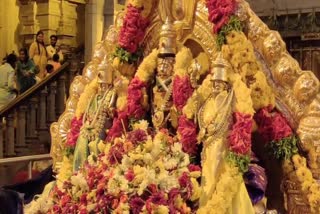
151,18,178,129
197,54,255,213
73,58,117,171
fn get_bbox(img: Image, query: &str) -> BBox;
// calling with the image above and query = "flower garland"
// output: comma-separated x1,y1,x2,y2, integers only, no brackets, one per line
227,112,253,173
291,154,320,213
172,48,198,156
254,106,298,160
113,3,150,64
65,79,99,152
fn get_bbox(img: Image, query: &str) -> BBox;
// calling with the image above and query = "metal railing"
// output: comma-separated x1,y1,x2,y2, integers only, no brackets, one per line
0,154,51,179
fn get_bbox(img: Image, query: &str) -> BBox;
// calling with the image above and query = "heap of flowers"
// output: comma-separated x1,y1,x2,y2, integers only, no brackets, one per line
48,123,201,213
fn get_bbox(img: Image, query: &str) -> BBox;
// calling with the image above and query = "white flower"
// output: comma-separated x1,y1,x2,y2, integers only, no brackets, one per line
171,143,183,153
179,154,190,168
107,178,121,195
158,173,179,190
87,154,97,166
70,173,88,191
163,156,178,170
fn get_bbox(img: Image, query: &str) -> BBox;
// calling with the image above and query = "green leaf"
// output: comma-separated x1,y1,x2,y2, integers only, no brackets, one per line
113,47,143,64
216,16,243,50
266,135,299,161
226,152,250,173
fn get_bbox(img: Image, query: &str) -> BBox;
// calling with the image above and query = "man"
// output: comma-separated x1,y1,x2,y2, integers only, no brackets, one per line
0,54,18,108
46,35,64,62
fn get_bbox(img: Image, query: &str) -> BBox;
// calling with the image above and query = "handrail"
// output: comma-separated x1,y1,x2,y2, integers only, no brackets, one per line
0,154,51,165
0,62,69,116
0,154,52,179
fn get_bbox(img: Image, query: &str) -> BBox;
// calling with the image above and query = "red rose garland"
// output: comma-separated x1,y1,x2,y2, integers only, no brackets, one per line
177,115,198,155
173,76,194,111
126,77,147,119
254,106,298,160
65,115,83,149
206,0,237,33
118,4,149,53
228,112,253,155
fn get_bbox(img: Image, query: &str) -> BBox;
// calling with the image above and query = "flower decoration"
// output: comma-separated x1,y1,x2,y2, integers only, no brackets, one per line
173,76,194,111
206,0,237,33
65,115,83,150
254,106,293,142
177,115,198,156
47,129,201,213
127,77,147,119
118,5,148,53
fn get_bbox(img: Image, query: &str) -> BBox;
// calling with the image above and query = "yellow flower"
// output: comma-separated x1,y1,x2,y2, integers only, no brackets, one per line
309,182,320,194
292,154,307,169
296,167,313,183
225,31,247,45
301,180,312,192
282,159,294,174
231,73,255,115
174,47,193,72
249,70,275,110
155,205,169,214
136,49,158,82
76,78,99,118
190,171,201,178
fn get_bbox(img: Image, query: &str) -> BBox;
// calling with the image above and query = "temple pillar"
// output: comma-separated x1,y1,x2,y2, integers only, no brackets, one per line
84,0,105,63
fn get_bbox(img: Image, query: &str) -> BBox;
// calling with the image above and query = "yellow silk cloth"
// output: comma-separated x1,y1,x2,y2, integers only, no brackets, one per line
198,138,254,214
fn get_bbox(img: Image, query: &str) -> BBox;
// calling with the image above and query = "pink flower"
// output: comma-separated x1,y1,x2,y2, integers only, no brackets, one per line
118,4,149,53
130,196,145,214
206,0,237,33
66,115,83,148
149,192,167,205
173,76,194,111
228,112,253,155
127,129,147,145
254,106,293,142
107,143,125,165
124,169,135,181
178,172,193,200
107,111,128,141
127,77,147,119
188,164,201,172
177,115,198,155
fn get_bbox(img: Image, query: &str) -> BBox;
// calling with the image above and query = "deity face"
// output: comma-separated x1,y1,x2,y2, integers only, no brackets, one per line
213,80,228,94
293,72,319,103
157,57,175,79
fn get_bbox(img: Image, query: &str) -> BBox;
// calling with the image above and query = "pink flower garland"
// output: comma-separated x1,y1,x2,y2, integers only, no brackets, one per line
127,77,147,119
206,0,237,33
118,4,149,53
173,76,194,111
177,115,198,156
254,106,293,142
65,116,83,148
228,112,253,155
106,111,128,141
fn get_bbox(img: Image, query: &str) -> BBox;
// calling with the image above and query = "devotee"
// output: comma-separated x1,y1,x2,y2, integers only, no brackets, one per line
29,30,48,79
45,64,54,75
48,53,61,71
16,48,37,94
46,35,64,62
0,53,17,108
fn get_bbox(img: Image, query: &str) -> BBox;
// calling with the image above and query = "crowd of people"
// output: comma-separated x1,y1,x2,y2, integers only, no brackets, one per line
0,31,64,108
